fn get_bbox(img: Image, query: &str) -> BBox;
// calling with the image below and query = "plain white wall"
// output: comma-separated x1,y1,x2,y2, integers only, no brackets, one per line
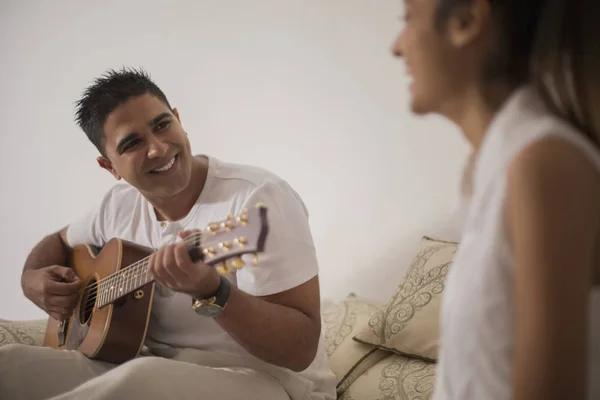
0,0,469,320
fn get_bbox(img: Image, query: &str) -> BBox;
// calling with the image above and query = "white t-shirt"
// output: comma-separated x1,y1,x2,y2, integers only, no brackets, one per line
66,155,336,399
432,86,600,399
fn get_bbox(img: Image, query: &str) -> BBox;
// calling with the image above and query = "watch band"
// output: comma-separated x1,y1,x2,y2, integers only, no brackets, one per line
193,275,231,307
211,275,231,308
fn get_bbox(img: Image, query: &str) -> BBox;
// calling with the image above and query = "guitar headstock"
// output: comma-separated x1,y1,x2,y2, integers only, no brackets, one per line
187,203,269,275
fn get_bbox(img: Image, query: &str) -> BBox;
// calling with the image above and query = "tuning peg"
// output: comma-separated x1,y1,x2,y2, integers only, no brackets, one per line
233,237,247,248
217,262,231,275
219,242,231,251
207,223,219,233
231,257,245,269
252,253,259,266
203,247,216,258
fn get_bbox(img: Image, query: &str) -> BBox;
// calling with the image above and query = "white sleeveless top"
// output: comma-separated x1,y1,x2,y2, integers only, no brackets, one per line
432,85,600,400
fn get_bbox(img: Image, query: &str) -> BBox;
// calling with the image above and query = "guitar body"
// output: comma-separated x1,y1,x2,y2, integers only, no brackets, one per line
42,205,269,365
43,238,156,364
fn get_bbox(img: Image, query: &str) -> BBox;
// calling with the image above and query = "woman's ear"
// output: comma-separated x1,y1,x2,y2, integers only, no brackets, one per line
446,0,491,48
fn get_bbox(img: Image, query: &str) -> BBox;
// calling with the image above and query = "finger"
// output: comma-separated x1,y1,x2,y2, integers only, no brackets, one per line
147,252,156,278
48,306,74,319
49,312,65,322
152,249,177,289
162,245,186,283
49,292,80,309
46,280,82,296
161,244,176,272
174,241,194,276
149,252,165,283
48,302,75,318
49,266,79,283
178,229,201,239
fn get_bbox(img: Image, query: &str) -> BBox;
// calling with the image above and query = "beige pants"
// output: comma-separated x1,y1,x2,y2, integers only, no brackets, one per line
0,344,303,400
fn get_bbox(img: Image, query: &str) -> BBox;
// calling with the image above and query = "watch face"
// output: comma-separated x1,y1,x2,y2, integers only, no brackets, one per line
195,304,222,317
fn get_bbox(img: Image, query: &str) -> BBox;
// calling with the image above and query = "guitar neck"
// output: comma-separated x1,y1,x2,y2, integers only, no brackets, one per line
96,256,155,309
96,235,201,309
94,205,268,309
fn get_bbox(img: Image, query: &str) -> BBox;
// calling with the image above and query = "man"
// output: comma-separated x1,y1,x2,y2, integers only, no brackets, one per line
0,68,336,400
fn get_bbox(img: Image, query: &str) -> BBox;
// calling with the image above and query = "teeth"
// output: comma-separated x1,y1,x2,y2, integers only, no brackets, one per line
152,157,175,173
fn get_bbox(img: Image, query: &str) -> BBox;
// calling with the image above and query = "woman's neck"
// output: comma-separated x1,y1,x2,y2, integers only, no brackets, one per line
442,82,518,150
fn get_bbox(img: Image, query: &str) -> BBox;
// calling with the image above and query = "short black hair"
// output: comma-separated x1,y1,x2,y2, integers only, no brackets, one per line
74,67,172,155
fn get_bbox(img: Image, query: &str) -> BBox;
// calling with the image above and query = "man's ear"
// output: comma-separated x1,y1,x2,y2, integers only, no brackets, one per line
172,107,181,123
446,0,490,48
97,156,121,180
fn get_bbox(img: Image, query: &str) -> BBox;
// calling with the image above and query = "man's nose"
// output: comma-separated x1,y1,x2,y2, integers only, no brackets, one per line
147,135,168,158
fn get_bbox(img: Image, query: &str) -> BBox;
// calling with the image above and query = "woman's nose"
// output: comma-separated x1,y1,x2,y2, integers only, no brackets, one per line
391,31,404,58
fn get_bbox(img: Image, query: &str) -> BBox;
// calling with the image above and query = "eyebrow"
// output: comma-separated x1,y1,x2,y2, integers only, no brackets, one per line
116,133,139,154
150,112,172,127
115,112,172,154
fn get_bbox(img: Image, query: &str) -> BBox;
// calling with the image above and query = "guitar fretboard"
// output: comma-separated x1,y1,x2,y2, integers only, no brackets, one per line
89,206,263,310
97,259,154,308
96,234,201,308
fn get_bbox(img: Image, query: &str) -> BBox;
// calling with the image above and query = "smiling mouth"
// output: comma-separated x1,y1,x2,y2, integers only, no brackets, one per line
150,154,177,174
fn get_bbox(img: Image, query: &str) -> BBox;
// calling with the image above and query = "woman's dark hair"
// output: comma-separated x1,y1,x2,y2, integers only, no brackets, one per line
436,0,600,146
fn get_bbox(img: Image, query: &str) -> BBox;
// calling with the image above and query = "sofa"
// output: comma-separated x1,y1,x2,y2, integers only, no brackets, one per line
0,236,457,400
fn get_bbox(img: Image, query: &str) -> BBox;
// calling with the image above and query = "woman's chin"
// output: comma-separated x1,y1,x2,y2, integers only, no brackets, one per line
409,97,430,115
407,86,437,115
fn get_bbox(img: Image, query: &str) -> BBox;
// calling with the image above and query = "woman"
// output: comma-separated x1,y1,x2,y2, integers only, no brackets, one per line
392,0,599,399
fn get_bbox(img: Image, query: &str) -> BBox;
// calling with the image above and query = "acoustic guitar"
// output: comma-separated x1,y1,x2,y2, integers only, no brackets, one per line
43,204,268,364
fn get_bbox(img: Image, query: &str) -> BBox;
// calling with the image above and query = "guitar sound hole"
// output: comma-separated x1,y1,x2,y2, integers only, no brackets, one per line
78,279,97,325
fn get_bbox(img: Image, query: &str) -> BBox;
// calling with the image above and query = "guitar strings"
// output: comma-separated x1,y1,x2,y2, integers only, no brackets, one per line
79,237,203,314
79,225,252,315
78,230,207,311
86,255,154,297
79,263,147,314
83,230,205,292
82,259,154,313
72,210,260,316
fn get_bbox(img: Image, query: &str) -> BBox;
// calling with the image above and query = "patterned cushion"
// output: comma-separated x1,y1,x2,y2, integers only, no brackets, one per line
0,319,47,347
353,236,457,361
321,293,389,395
339,353,437,400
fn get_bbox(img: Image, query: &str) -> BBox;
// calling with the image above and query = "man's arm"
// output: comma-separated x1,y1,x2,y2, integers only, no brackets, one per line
215,274,321,372
507,137,599,400
21,227,81,321
150,231,323,372
22,228,70,275
149,179,324,372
